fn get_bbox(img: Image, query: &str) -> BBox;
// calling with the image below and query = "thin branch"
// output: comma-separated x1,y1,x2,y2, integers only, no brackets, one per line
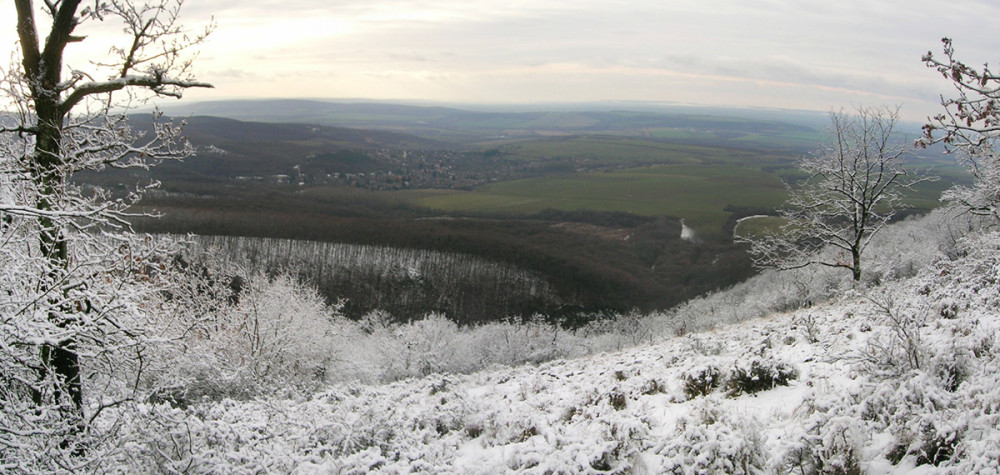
61,76,212,114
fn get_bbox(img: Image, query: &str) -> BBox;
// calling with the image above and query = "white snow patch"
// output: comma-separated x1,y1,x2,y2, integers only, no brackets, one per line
680,219,697,241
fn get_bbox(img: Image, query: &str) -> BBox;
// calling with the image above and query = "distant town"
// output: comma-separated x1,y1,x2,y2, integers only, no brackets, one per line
232,147,589,190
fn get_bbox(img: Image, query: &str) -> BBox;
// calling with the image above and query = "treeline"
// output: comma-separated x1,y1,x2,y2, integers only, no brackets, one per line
187,235,559,324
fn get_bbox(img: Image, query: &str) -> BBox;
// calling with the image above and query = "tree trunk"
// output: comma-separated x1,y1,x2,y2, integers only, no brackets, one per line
35,340,84,413
32,92,85,423
851,247,862,282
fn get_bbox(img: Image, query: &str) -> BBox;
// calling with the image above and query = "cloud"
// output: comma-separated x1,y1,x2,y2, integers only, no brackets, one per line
211,68,257,79
4,0,997,120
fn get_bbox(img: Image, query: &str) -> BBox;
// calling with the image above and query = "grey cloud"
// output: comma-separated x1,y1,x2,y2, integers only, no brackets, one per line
170,0,1000,114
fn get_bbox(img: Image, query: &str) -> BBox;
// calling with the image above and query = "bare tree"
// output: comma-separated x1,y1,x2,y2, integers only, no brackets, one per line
1,0,210,461
742,106,930,282
921,38,1000,220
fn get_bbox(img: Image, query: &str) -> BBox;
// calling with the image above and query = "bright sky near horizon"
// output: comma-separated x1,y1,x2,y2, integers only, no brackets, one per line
3,0,999,121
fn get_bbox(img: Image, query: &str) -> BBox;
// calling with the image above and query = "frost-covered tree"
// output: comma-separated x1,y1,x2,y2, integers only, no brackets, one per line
1,0,210,460
742,106,929,282
921,38,1000,220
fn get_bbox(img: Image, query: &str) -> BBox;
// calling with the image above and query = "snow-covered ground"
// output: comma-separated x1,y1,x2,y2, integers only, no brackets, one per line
105,227,1000,473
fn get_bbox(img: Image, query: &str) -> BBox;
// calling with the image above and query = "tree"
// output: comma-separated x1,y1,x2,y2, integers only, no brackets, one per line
741,106,929,282
1,0,210,462
921,38,1000,220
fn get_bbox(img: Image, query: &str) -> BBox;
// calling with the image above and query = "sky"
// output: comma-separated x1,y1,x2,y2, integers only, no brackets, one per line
3,0,1000,121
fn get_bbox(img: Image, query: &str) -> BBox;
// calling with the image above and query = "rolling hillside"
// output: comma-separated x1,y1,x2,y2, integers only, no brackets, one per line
94,212,1000,473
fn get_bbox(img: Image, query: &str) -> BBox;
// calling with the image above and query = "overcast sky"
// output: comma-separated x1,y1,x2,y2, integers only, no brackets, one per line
4,0,1000,120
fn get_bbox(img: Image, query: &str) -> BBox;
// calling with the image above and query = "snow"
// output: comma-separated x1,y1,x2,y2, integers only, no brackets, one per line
680,219,696,241
9,211,1000,472
100,232,1000,472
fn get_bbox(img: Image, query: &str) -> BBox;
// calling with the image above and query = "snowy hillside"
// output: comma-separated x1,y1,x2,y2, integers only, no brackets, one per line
98,223,1000,473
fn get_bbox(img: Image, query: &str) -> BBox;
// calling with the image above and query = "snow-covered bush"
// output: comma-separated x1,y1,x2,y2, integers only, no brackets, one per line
224,272,344,391
845,229,1000,470
783,419,865,475
723,358,797,397
141,261,346,402
0,233,185,471
576,310,656,349
681,365,723,399
913,419,961,466
470,314,567,367
657,399,768,474
857,289,928,375
783,390,868,475
650,263,848,337
862,207,973,283
341,312,656,383
371,313,474,380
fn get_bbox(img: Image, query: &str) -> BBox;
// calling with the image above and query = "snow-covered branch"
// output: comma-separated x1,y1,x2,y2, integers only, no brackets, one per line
921,38,1000,220
60,75,212,113
1,0,212,462
740,105,931,282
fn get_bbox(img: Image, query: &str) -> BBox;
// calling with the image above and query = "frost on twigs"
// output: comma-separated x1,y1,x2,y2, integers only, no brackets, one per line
2,0,211,466
922,38,1000,220
741,105,933,282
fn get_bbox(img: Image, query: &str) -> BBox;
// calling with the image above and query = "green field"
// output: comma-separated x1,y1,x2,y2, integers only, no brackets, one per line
405,159,960,238
492,136,784,167
407,165,790,237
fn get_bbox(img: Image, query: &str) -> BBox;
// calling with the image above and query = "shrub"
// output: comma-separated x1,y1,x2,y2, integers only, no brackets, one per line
682,365,723,399
144,266,344,400
813,420,864,475
886,442,908,465
659,402,768,474
860,291,926,375
609,391,628,411
913,422,960,467
641,379,666,395
795,313,821,343
725,358,797,397
933,353,968,393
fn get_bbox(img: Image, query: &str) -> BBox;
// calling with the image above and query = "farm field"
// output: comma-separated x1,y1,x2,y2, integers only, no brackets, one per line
406,164,789,237
478,135,792,166
401,151,963,238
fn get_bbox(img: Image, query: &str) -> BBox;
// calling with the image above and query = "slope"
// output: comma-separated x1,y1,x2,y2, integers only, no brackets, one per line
102,212,1000,473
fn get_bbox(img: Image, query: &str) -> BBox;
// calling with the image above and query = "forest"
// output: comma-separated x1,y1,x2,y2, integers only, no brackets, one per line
134,195,759,323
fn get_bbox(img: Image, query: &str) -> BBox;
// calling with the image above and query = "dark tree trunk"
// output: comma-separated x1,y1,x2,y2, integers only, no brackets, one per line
19,0,87,422
851,247,862,282
33,114,86,422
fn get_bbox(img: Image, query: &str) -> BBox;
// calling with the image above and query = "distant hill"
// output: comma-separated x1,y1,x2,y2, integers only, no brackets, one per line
158,99,826,149
180,115,443,149
83,115,444,185
95,102,828,189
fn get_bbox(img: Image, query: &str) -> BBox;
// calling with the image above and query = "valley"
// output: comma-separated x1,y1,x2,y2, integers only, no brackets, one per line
108,100,963,323
6,2,998,471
